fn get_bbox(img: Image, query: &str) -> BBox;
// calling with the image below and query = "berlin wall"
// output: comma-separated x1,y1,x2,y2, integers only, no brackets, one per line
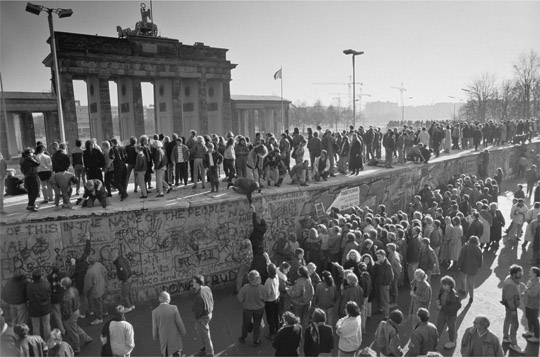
1,142,537,304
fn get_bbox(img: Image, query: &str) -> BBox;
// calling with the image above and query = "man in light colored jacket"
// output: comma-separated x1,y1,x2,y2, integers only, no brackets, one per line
152,291,186,357
84,255,107,325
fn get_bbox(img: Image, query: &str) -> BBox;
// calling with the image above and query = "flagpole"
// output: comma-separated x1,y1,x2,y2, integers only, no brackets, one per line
280,66,284,131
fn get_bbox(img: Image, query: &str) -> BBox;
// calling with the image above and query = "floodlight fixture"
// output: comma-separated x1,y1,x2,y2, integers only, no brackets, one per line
26,2,42,15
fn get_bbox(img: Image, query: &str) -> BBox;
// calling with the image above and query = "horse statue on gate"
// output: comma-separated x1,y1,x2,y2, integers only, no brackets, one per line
116,2,159,38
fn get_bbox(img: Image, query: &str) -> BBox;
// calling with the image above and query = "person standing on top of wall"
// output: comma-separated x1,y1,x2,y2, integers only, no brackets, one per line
20,147,41,212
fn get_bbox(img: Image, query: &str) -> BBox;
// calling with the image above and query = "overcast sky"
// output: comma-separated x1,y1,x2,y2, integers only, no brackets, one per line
1,0,539,108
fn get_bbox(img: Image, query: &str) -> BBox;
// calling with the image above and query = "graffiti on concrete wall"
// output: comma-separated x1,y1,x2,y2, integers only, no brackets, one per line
0,194,311,301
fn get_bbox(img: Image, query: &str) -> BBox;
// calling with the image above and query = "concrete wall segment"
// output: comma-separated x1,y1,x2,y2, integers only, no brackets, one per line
1,141,537,303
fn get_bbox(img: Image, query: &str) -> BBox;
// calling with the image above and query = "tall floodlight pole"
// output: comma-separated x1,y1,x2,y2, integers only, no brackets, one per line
26,2,73,144
391,83,408,123
343,49,364,128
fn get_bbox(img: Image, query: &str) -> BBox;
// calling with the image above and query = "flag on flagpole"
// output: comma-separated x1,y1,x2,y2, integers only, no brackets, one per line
273,68,282,80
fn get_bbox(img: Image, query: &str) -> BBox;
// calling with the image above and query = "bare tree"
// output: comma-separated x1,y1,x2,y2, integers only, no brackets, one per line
464,72,497,122
494,79,515,120
513,49,540,119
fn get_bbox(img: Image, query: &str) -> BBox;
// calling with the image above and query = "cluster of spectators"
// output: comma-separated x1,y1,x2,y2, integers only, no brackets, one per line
232,167,540,355
2,115,539,214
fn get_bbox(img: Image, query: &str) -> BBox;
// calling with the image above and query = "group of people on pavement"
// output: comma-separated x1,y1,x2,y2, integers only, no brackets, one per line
230,166,540,356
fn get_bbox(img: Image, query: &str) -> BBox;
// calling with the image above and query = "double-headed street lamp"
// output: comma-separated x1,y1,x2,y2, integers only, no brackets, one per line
343,49,364,128
26,2,73,144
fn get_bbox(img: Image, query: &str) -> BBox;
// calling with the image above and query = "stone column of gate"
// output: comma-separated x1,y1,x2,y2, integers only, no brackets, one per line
0,110,11,158
171,78,183,135
19,111,36,150
265,108,275,136
99,78,114,140
248,109,255,140
284,105,290,130
132,78,146,137
231,109,239,136
198,75,209,135
43,111,61,149
59,73,78,149
222,80,232,135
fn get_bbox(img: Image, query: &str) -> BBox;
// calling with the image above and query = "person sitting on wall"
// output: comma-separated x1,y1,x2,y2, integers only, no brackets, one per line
289,160,309,187
4,169,26,196
312,150,331,182
76,179,108,208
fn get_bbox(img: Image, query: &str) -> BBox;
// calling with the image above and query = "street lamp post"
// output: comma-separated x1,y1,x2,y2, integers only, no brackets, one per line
448,96,457,120
26,2,73,144
343,49,364,128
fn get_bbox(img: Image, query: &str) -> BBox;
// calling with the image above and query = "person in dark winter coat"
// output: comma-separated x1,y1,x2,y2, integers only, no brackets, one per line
69,235,91,318
26,269,52,341
406,308,438,356
457,236,483,303
273,311,302,356
436,275,462,349
489,202,505,248
383,130,395,168
1,269,28,325
374,249,394,319
82,140,105,181
249,204,267,255
303,308,334,357
47,262,67,335
20,147,41,211
349,133,364,175
112,248,135,313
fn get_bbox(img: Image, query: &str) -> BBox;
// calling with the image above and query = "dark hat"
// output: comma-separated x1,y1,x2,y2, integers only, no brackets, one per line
32,269,42,278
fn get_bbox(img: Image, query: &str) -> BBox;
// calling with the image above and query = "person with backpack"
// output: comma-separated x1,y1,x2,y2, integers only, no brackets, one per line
112,245,135,313
435,275,461,349
374,309,404,356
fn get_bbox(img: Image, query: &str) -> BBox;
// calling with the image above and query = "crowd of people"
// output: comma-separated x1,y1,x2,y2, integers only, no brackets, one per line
1,118,540,357
1,166,533,356
1,117,539,215
230,168,539,356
